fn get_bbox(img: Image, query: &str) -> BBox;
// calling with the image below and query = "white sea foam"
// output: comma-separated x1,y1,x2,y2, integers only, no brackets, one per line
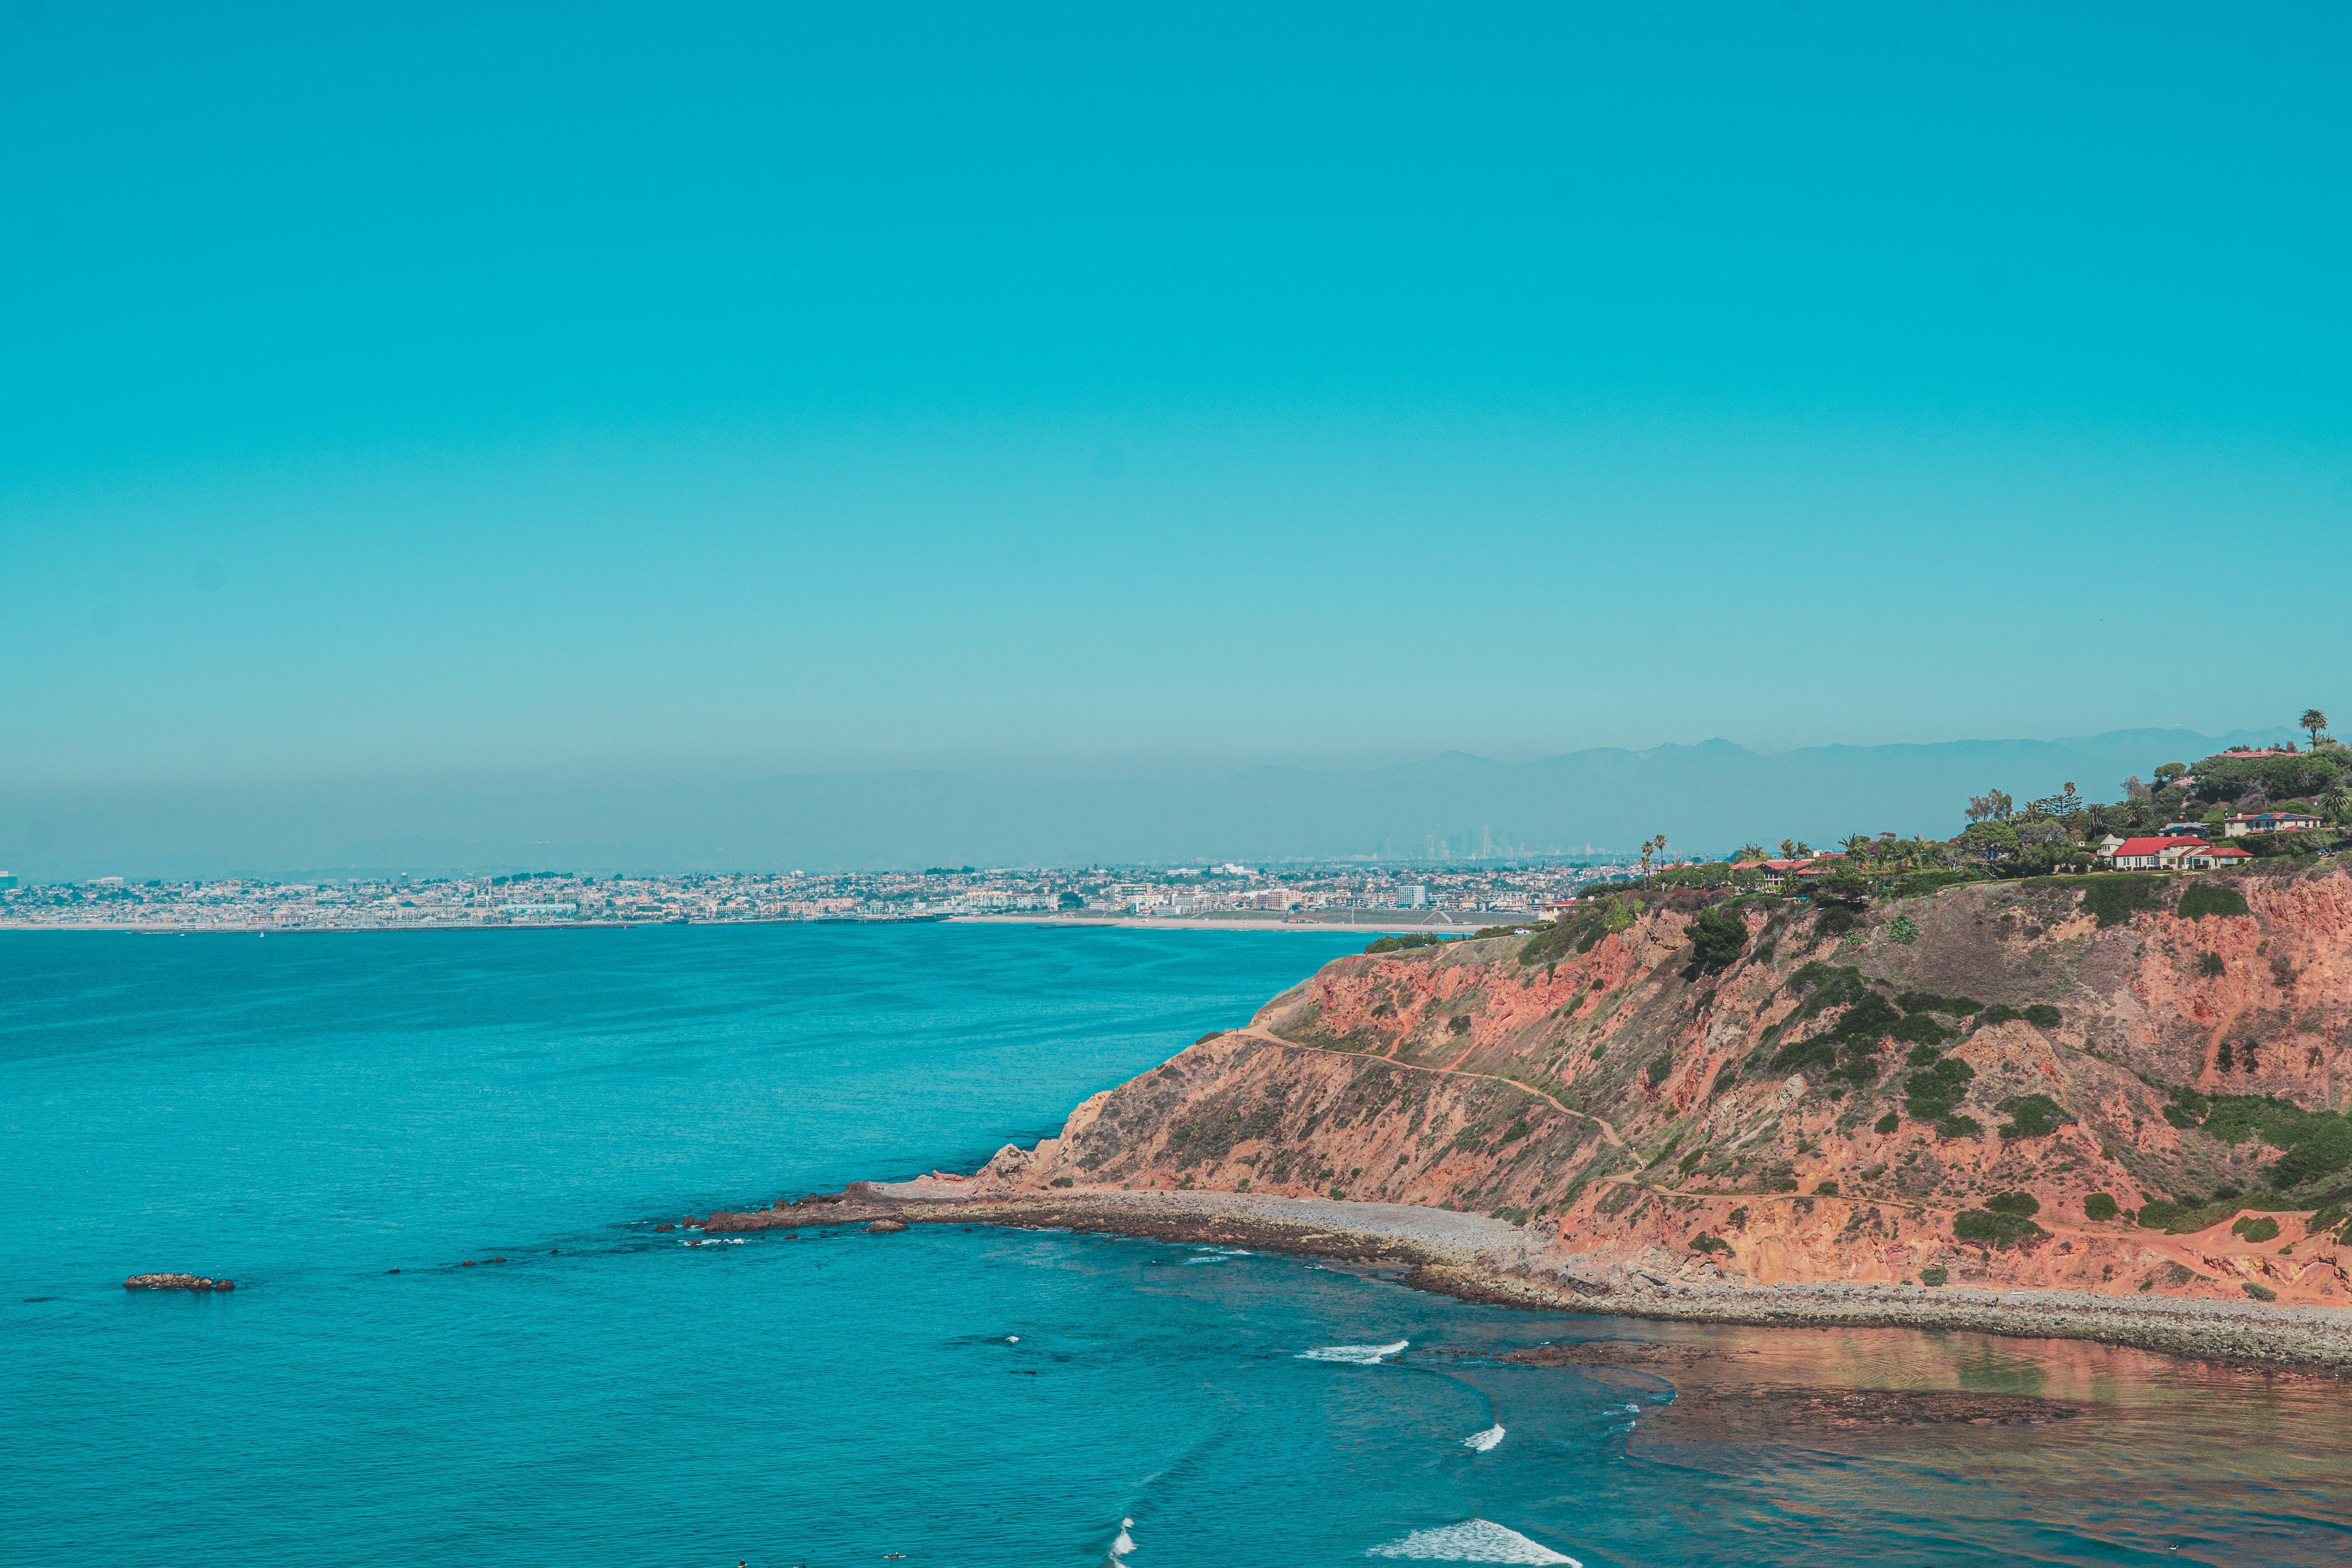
1111,1527,1136,1555
1298,1339,1409,1364
1462,1423,1505,1451
1366,1519,1580,1564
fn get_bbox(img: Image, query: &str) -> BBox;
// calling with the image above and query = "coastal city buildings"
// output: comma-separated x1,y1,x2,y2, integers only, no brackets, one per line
0,858,1637,932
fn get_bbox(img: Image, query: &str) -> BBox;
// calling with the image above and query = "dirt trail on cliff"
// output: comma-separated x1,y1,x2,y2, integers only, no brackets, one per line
1230,1023,1628,1148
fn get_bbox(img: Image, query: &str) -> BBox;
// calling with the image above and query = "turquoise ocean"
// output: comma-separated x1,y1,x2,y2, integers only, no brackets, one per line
2,924,2345,1566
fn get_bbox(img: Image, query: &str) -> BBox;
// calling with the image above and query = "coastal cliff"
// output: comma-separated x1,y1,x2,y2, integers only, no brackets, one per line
974,870,2352,1316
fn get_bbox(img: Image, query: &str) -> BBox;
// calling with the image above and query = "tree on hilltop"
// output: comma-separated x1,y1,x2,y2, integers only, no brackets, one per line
1960,820,2020,866
2303,708,2331,747
1965,788,2014,824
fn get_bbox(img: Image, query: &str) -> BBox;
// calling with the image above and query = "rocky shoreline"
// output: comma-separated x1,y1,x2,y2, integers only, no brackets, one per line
701,1185,2352,1370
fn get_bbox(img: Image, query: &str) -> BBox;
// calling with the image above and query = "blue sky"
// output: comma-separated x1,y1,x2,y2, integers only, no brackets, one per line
7,5,2348,792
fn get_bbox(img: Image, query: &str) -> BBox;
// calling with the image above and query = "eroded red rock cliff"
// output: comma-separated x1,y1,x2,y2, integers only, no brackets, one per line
980,871,2352,1307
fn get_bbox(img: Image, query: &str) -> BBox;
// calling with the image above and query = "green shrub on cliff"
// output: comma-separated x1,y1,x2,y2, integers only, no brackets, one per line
1366,932,1450,954
1902,1052,1976,1122
2231,1215,2281,1243
1890,869,1985,900
1935,1114,1983,1139
2154,1091,2352,1189
2178,883,2252,920
1874,1111,1899,1134
2243,1281,2278,1302
1519,900,1631,966
1918,1266,1949,1285
1978,1003,2062,1029
1996,1093,2075,1139
1684,906,1749,970
1985,1190,2040,1217
1689,1233,1731,1255
2050,873,2170,929
2137,1198,2264,1234
2199,1095,2352,1189
1890,1013,1950,1048
1954,1207,2044,1247
1768,981,1903,1083
2083,1192,2119,1221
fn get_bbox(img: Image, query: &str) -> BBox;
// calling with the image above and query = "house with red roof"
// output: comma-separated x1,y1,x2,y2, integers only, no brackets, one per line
1728,854,1840,890
2176,844,2254,869
2103,835,2209,870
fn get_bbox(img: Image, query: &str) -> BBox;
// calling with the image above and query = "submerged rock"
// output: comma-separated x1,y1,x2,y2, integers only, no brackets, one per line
867,1219,909,1234
125,1274,234,1292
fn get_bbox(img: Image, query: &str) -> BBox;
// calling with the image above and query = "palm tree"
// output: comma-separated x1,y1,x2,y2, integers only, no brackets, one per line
1734,842,1767,862
1637,834,1668,880
1777,837,1798,859
1840,833,1874,862
2303,708,2330,747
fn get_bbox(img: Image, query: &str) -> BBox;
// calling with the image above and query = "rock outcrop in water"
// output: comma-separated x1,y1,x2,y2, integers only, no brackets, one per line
125,1274,234,1291
976,869,2352,1308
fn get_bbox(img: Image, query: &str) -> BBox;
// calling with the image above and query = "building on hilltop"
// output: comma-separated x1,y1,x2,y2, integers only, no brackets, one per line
2103,835,2209,870
2222,811,2324,837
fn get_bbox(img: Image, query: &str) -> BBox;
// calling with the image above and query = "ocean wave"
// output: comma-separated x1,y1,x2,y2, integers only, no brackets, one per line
1366,1519,1580,1564
1298,1339,1408,1364
1462,1423,1505,1451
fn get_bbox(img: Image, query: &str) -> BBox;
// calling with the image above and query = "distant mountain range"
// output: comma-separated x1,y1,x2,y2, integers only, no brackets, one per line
0,725,2298,881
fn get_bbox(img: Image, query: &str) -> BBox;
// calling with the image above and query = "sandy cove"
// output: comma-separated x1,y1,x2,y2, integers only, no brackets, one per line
696,1182,2352,1371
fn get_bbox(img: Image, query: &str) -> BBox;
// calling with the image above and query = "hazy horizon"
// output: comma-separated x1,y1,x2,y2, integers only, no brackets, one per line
1,721,2298,884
